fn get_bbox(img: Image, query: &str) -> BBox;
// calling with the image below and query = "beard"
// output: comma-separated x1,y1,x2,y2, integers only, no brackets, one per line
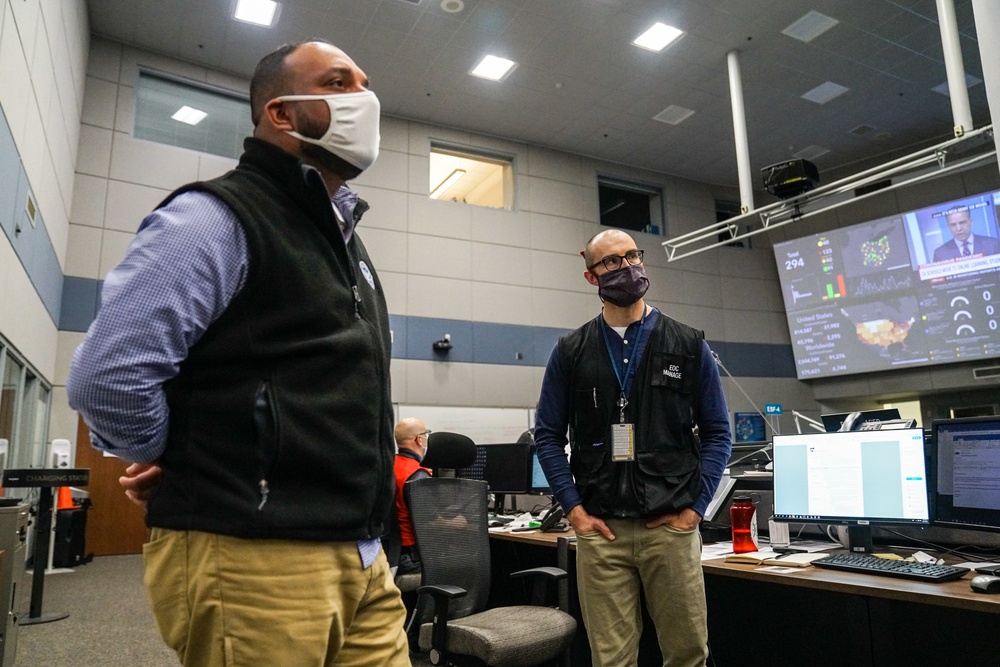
296,112,364,181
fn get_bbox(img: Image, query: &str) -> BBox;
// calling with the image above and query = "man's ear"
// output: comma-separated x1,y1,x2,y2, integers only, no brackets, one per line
263,98,295,132
584,269,600,286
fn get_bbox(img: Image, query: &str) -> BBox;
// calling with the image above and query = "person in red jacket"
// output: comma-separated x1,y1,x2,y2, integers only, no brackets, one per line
393,418,432,574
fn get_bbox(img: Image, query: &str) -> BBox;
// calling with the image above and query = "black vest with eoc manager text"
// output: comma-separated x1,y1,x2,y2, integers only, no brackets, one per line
559,312,704,519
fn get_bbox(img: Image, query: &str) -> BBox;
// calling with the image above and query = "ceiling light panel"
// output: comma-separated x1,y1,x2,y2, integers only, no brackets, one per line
234,0,278,27
633,22,684,52
172,106,208,125
782,11,838,42
801,81,849,104
470,55,517,81
653,105,695,125
932,74,983,96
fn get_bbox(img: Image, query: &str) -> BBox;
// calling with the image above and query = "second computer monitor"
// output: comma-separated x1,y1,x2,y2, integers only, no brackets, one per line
530,450,551,493
930,416,1000,534
482,443,533,494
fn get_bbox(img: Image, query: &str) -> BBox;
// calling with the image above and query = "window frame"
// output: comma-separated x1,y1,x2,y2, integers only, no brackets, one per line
596,175,665,236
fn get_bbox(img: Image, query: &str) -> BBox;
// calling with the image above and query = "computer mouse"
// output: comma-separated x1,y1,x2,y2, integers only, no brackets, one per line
970,574,1000,593
488,519,504,528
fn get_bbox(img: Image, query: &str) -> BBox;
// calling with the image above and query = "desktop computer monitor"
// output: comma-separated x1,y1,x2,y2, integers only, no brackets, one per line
482,443,532,495
530,450,551,493
929,416,1000,534
771,428,929,552
458,445,488,482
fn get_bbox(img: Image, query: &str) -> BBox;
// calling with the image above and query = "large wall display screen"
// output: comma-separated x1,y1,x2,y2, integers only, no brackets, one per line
774,189,1000,379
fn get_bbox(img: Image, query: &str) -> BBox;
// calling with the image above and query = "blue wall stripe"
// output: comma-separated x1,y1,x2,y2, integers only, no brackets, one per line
39,274,800,378
1,105,62,326
59,277,101,332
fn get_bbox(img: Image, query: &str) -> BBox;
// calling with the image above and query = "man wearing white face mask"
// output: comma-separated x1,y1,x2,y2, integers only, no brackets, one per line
67,40,409,666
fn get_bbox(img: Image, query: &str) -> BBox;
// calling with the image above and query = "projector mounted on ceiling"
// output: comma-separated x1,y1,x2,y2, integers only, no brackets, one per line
761,159,820,199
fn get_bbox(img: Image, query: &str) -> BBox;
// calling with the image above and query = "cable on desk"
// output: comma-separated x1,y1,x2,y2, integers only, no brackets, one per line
879,527,1000,563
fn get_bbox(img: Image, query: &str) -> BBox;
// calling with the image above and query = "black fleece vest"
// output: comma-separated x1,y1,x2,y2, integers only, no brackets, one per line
560,312,704,518
146,138,394,542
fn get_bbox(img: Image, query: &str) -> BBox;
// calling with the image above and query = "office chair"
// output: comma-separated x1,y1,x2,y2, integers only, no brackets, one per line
387,431,481,596
407,475,576,666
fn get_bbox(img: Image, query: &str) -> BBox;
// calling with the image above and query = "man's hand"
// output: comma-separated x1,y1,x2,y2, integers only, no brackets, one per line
645,507,702,531
566,505,615,540
119,462,162,510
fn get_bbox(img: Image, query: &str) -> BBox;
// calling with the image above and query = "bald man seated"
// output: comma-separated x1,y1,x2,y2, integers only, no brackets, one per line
393,418,432,575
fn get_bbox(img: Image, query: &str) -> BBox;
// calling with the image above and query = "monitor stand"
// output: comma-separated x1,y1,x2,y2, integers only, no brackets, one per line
493,493,507,517
847,525,874,553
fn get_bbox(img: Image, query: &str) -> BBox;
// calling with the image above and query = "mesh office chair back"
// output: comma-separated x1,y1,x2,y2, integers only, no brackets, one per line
408,477,491,629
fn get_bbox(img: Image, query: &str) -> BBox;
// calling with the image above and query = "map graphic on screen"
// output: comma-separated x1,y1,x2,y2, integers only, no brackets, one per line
774,189,1000,379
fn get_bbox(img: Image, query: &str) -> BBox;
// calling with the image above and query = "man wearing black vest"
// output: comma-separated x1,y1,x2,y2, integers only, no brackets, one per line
534,229,732,666
67,41,408,666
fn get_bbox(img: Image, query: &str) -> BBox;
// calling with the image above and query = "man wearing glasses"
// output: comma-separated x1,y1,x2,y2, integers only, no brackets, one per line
534,229,731,666
392,418,433,575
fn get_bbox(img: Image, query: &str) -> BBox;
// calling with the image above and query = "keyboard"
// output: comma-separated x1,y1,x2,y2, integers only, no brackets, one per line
812,553,968,583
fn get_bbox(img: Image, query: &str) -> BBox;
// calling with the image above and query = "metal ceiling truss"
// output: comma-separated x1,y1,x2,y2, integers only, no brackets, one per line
661,124,996,263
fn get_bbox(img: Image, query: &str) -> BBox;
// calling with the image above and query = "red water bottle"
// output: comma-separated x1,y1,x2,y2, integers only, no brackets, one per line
730,494,759,554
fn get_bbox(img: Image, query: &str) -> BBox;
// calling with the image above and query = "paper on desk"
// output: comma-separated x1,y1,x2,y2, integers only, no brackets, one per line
956,560,999,571
704,539,836,561
701,542,735,561
757,565,805,574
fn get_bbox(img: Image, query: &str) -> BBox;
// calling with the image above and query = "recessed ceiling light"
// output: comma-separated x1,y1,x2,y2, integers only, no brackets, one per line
235,0,278,27
782,11,838,43
932,74,982,96
172,106,208,125
653,105,695,125
633,22,684,52
801,81,849,104
470,55,517,81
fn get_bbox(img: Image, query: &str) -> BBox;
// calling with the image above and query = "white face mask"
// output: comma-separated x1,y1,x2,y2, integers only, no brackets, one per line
278,90,381,171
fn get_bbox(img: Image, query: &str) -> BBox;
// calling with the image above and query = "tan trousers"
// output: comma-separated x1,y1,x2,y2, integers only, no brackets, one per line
143,528,409,667
576,518,708,667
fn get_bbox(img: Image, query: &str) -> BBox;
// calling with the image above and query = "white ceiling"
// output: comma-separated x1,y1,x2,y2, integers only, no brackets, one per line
86,0,991,188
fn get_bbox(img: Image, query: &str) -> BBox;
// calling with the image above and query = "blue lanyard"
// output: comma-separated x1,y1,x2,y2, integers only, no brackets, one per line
600,308,648,422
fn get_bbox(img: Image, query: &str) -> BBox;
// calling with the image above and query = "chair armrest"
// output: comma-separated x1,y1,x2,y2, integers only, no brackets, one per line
417,584,468,663
509,566,569,606
510,566,568,581
417,584,468,599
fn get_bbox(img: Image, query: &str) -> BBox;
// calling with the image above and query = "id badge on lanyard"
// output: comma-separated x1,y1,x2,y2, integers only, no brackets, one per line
612,422,635,462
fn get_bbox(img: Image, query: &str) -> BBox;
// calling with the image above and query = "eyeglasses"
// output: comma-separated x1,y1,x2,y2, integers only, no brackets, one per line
415,430,432,440
588,249,644,272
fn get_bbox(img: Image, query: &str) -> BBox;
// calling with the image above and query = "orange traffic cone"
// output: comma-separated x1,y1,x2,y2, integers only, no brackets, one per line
57,486,74,510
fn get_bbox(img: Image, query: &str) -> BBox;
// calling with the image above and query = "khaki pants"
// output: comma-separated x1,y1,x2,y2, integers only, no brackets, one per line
576,518,708,667
143,528,409,667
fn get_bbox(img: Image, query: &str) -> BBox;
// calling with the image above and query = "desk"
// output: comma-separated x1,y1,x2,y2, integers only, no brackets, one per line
489,531,1000,667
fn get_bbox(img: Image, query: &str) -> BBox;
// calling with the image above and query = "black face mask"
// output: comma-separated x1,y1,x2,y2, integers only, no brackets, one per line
597,264,649,307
